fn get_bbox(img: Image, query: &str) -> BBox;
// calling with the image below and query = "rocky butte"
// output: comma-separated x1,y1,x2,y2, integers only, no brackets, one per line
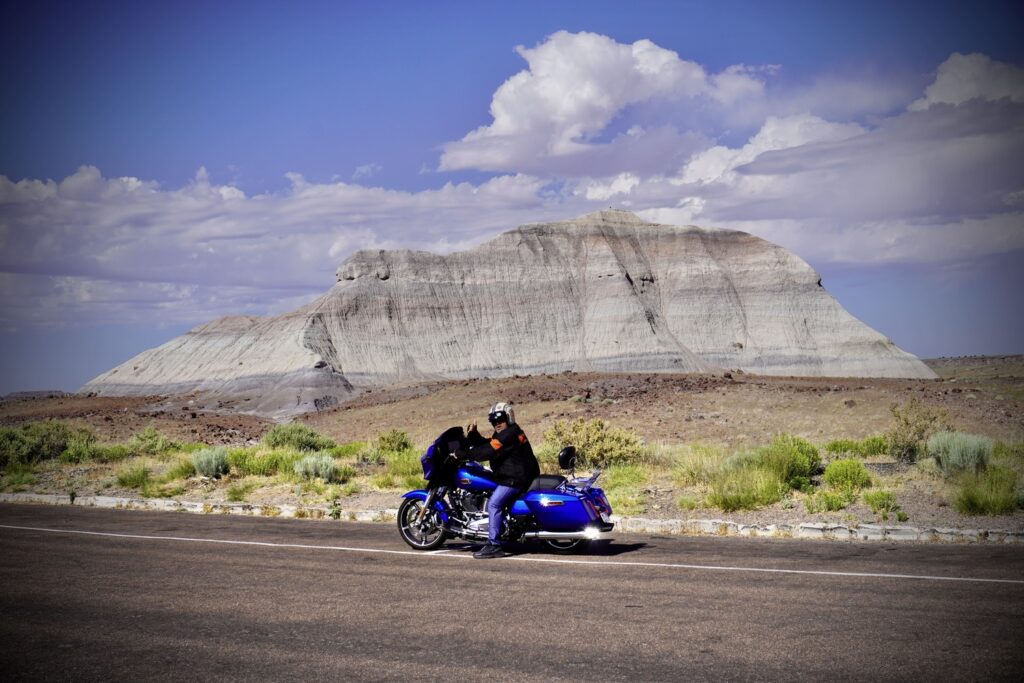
83,210,937,417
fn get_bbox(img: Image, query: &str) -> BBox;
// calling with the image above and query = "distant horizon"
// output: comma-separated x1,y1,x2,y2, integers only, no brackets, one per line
2,1,1022,394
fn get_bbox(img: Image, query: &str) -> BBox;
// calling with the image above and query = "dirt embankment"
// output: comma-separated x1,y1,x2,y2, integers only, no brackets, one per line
2,356,1021,533
2,356,1021,449
0,394,272,445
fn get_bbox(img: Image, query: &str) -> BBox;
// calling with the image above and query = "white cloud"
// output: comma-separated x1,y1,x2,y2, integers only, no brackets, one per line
352,162,382,180
0,166,595,328
439,30,761,175
675,114,865,185
581,172,641,201
909,52,1024,111
2,35,1022,334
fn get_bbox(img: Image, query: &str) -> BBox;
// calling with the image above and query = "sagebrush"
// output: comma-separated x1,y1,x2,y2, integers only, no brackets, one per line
377,429,413,453
885,400,948,463
541,419,647,468
129,426,180,456
955,466,1018,515
228,448,304,476
294,454,341,482
805,490,851,513
0,421,93,467
863,490,900,519
262,424,335,451
706,467,785,511
192,447,229,478
927,431,992,476
823,459,871,492
756,434,820,489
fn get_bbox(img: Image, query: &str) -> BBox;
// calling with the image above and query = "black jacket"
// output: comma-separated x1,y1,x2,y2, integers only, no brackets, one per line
467,422,540,489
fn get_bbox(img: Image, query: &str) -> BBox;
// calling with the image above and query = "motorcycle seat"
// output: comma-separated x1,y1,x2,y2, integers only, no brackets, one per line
527,474,567,491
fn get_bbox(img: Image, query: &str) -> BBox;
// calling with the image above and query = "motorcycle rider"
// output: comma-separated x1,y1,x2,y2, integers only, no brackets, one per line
465,401,540,559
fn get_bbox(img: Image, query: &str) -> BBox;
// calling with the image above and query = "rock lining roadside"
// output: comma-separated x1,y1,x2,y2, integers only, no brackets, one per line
2,493,1021,545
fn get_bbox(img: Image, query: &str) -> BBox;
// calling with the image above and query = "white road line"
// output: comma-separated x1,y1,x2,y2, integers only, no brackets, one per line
2,523,1022,585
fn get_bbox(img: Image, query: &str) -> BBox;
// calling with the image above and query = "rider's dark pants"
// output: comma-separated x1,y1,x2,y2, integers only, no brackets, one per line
487,484,520,545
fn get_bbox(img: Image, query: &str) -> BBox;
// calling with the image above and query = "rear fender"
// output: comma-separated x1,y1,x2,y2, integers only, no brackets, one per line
401,489,450,523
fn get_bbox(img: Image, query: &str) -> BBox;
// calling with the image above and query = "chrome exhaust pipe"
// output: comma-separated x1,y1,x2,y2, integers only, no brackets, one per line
521,528,604,541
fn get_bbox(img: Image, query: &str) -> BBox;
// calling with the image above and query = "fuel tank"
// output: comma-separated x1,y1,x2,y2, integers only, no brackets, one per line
453,462,497,494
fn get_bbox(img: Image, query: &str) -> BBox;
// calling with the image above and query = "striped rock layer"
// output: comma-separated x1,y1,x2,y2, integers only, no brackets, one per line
84,210,935,416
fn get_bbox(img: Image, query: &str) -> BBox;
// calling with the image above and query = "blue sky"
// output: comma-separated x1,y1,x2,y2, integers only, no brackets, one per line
1,0,1023,393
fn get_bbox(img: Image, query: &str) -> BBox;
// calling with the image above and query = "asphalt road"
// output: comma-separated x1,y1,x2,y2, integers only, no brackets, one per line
1,504,1022,681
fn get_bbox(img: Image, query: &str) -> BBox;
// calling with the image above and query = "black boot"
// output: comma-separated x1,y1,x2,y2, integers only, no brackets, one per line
473,543,506,559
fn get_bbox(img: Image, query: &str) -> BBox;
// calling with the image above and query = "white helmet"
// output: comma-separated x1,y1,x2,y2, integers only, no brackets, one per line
488,402,515,426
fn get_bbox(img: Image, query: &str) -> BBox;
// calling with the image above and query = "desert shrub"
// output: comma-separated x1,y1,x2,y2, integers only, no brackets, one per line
162,457,196,481
603,463,647,490
825,439,862,456
192,447,229,478
294,454,340,482
59,430,101,463
128,426,180,456
671,444,726,486
603,463,648,515
372,472,397,489
860,435,889,457
2,463,37,488
541,418,647,468
227,481,257,502
148,483,186,498
927,431,993,476
0,421,91,466
722,450,760,471
0,429,25,468
756,434,820,488
607,488,645,515
336,464,357,483
804,490,851,513
95,444,132,462
262,423,335,451
534,441,561,471
823,459,871,492
706,467,785,512
383,448,422,479
356,446,387,466
330,441,367,458
377,429,413,453
955,466,1018,515
863,490,900,518
228,448,303,476
992,441,1024,462
676,495,699,511
885,400,949,463
116,465,151,489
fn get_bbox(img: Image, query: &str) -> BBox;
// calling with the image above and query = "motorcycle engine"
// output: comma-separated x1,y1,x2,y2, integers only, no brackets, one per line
451,489,489,513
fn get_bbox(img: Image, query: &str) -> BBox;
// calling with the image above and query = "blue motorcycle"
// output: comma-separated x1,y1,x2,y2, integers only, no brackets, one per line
397,426,614,553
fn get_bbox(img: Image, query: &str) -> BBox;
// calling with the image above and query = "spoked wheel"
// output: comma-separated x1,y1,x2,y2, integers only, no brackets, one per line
544,539,590,553
397,497,447,550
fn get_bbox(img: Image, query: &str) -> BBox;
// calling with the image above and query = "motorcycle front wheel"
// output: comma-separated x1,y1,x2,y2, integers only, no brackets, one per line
397,497,447,550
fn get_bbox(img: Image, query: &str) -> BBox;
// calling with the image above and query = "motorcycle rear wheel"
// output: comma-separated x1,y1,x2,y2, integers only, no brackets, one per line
397,497,447,550
544,539,589,553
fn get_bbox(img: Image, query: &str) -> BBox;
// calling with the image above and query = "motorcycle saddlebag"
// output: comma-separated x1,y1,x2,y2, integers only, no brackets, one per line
521,491,594,531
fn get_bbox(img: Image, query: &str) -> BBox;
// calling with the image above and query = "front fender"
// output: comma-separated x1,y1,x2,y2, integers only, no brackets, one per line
401,489,450,523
